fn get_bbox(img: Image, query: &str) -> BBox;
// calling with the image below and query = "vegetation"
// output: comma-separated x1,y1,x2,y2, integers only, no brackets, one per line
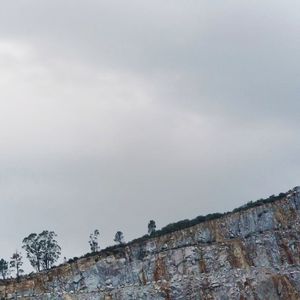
231,193,288,213
148,220,156,235
89,229,100,252
0,259,9,280
0,188,292,280
114,231,125,245
22,231,61,271
10,251,23,279
129,190,289,242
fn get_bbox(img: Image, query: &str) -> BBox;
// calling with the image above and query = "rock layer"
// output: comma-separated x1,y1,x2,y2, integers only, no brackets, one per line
1,187,300,299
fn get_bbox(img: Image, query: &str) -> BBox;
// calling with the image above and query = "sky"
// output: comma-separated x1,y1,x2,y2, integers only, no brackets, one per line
0,0,299,272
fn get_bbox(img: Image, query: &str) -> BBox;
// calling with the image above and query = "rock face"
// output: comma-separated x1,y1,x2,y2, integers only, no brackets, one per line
1,187,300,299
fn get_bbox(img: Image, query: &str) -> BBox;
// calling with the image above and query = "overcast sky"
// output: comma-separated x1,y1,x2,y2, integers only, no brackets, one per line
0,0,299,271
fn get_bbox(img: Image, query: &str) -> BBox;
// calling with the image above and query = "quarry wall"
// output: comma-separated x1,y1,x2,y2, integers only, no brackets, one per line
1,187,300,299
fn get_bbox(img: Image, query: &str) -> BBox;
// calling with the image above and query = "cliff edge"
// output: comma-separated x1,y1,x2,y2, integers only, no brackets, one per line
1,187,300,299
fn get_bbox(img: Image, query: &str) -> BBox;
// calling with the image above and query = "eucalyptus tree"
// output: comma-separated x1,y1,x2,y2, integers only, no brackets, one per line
22,230,61,271
10,251,24,278
89,229,100,252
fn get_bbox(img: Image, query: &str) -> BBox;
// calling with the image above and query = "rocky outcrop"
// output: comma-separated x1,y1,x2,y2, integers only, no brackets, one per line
1,187,300,299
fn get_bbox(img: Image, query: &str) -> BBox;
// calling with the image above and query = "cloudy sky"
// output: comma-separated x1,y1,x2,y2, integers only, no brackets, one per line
0,0,299,270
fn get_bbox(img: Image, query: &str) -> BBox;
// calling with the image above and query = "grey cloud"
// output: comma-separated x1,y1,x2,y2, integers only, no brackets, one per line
0,0,299,271
1,1,299,121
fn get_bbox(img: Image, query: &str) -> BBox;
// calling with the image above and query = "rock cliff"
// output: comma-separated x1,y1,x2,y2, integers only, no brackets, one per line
1,187,300,299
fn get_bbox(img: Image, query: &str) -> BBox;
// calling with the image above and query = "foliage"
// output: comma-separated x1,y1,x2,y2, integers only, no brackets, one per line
10,251,24,278
0,259,9,279
231,192,288,213
1,189,290,280
129,191,289,242
22,230,61,271
114,231,125,244
148,220,156,235
89,229,100,252
67,257,78,264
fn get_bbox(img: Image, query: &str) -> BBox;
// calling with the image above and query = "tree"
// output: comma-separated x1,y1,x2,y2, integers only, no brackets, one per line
148,220,156,235
10,251,23,278
0,259,9,279
22,233,41,271
114,231,125,245
22,230,61,271
89,229,100,252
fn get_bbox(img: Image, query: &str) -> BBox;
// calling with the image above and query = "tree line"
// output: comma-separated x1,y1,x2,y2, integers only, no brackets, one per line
0,220,157,280
0,189,290,280
0,188,290,280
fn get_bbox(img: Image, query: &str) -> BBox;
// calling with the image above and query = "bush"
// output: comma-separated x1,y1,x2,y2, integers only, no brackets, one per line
60,190,289,267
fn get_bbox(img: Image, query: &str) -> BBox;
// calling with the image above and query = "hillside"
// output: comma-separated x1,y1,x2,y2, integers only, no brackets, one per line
1,187,300,299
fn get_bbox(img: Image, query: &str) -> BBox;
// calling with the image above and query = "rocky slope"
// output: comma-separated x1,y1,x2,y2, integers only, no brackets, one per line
1,187,300,299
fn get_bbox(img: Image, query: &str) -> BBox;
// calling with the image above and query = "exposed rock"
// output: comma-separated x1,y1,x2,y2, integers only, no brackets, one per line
1,187,300,299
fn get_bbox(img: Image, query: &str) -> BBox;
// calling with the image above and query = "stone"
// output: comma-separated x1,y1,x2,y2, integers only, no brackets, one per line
1,187,300,299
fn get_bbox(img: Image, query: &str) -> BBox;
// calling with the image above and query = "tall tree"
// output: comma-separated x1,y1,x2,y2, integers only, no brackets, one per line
114,231,125,245
22,230,61,271
22,233,41,271
89,229,100,252
10,251,23,278
0,259,9,279
148,220,156,235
